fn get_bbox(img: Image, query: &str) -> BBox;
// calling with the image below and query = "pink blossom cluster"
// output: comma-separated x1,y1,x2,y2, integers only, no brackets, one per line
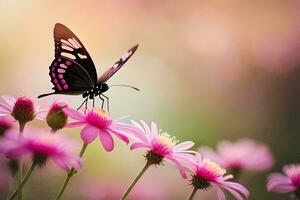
0,95,296,200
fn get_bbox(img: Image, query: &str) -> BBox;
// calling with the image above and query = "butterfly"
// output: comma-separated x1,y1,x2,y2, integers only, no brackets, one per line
38,23,139,111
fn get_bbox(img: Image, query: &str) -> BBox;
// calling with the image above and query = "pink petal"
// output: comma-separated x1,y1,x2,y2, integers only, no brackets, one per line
52,157,69,171
221,185,245,200
2,95,15,109
140,120,151,135
174,141,194,151
166,156,187,178
35,109,48,120
222,181,249,197
67,122,87,128
212,184,225,200
151,122,158,136
81,125,99,144
0,102,12,113
99,130,114,152
112,123,147,143
109,130,129,144
130,142,150,150
198,147,222,164
64,108,85,121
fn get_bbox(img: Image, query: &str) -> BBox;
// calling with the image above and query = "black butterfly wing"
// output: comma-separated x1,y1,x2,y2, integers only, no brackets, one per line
48,57,95,94
38,23,97,98
98,44,138,83
54,23,98,83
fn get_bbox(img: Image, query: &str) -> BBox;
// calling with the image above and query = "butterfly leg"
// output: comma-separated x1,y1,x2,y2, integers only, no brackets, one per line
92,98,95,108
99,96,105,109
77,98,88,111
84,98,88,114
102,94,110,113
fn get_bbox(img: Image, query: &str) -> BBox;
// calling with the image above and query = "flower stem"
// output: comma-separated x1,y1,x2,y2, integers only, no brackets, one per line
120,161,151,200
17,122,25,200
54,143,88,200
187,188,198,200
9,161,36,200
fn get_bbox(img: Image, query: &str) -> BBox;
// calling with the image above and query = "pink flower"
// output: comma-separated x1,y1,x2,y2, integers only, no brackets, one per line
46,101,69,131
187,154,249,200
267,164,300,195
129,120,196,178
199,138,274,172
0,117,13,137
0,95,45,124
65,108,136,152
0,128,82,171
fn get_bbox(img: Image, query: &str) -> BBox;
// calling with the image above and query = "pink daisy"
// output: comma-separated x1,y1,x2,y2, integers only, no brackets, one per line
267,164,300,197
64,108,137,152
0,95,45,124
0,128,82,171
129,120,196,178
187,154,249,200
199,138,274,172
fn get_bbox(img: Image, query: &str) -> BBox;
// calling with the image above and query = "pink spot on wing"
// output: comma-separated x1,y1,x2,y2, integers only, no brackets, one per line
58,58,62,62
66,61,71,66
51,73,56,78
56,84,62,91
58,74,63,79
61,79,66,84
51,67,55,72
60,64,67,69
54,62,58,66
63,84,69,90
54,79,58,83
57,69,66,73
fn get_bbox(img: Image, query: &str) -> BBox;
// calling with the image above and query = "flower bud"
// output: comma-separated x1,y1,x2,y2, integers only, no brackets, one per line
11,96,35,124
46,101,68,132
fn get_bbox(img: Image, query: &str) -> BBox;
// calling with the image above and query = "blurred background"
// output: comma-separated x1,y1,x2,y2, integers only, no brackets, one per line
0,0,300,199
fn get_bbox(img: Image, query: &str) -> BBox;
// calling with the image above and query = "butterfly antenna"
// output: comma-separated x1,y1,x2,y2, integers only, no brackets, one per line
109,85,140,91
38,92,56,98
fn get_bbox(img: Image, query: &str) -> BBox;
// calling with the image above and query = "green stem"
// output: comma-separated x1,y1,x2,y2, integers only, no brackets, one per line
17,122,25,200
187,188,198,200
54,143,88,200
54,172,73,200
9,161,36,200
120,161,151,200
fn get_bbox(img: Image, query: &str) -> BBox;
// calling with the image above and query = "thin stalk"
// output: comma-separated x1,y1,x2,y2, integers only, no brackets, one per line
9,161,36,200
17,122,25,200
54,143,88,200
120,161,151,200
187,188,198,200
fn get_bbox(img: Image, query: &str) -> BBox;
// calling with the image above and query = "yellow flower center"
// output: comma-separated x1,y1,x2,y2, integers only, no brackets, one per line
93,108,110,118
203,159,226,176
157,131,178,148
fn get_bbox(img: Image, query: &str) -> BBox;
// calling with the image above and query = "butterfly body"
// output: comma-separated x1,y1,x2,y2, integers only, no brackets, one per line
82,82,109,99
38,23,139,111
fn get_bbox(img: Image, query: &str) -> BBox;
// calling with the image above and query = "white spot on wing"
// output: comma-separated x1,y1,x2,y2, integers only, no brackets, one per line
68,38,81,49
61,52,76,60
78,53,87,59
72,38,82,48
60,64,68,68
60,39,73,48
62,45,73,51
